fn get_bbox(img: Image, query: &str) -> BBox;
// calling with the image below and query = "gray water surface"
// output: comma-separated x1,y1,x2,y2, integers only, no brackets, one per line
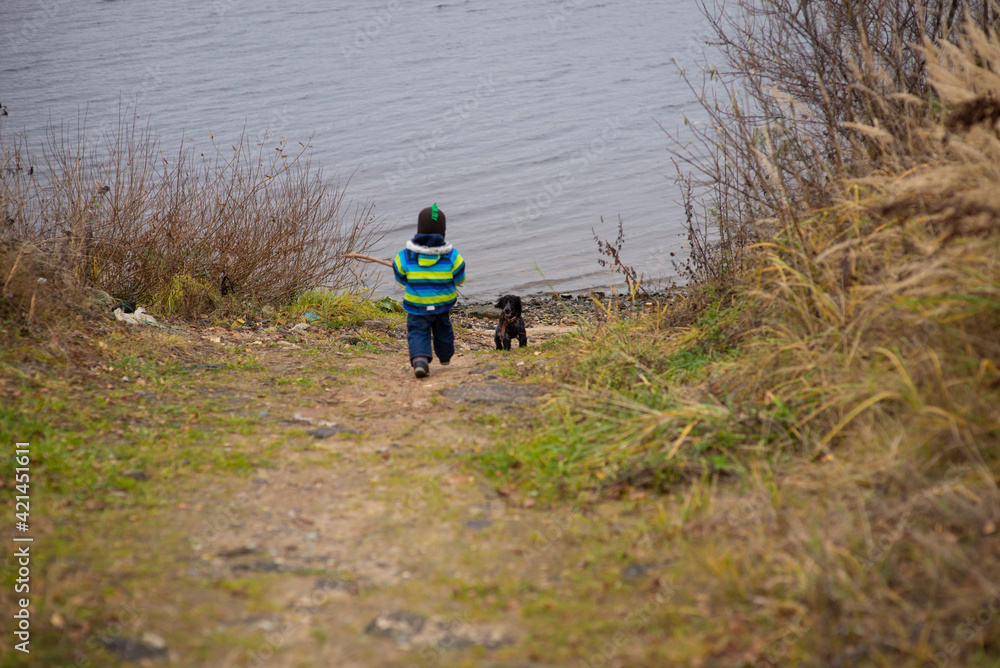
1,0,712,300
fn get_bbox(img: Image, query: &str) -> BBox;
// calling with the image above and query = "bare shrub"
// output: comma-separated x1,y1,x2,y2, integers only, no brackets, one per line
1,110,384,318
667,0,996,287
591,214,649,299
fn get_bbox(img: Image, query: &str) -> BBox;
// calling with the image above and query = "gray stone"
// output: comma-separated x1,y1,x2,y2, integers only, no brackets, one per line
621,563,654,578
467,305,501,319
620,560,672,579
217,545,259,558
315,578,360,595
99,636,168,661
365,610,426,641
308,426,359,439
232,561,283,573
439,383,545,404
365,611,515,649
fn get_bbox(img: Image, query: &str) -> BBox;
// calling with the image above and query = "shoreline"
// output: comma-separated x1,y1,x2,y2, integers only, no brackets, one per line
449,288,686,331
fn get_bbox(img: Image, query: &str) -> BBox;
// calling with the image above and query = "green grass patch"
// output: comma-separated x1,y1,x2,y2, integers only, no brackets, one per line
287,290,404,328
472,300,763,497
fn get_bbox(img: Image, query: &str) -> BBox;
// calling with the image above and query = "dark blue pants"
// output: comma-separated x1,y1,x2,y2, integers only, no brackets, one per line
406,312,455,364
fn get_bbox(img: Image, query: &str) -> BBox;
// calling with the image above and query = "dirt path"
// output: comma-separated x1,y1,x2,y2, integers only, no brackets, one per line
23,322,671,668
194,346,523,667
65,320,672,668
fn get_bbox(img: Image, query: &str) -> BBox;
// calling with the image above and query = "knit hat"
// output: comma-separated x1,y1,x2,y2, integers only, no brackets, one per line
417,203,446,237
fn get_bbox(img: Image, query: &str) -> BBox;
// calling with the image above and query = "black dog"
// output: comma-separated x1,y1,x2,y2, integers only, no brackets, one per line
494,294,527,351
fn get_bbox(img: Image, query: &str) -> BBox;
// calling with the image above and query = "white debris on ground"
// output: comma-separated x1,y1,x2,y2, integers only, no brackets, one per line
113,306,159,325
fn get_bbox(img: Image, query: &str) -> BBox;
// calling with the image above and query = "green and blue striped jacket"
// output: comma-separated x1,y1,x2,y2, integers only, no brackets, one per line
393,234,466,315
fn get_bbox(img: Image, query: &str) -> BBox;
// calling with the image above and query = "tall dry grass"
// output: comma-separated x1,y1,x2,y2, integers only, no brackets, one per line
740,11,1000,461
669,0,996,287
505,6,1000,665
0,111,384,319
669,9,1000,665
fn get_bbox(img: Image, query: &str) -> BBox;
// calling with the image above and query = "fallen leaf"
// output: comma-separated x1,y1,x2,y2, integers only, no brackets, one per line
446,475,475,485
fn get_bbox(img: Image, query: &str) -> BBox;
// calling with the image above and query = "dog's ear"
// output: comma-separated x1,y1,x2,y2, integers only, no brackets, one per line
494,297,503,309
512,296,522,315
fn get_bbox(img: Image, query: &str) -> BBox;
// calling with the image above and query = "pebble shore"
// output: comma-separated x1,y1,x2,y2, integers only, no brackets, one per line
449,290,684,333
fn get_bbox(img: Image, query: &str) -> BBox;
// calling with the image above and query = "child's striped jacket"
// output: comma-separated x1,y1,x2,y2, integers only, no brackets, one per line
393,234,466,315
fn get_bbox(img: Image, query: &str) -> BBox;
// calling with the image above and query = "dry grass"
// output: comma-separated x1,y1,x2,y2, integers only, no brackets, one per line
1,110,384,320
0,237,100,330
666,0,996,288
675,14,1000,666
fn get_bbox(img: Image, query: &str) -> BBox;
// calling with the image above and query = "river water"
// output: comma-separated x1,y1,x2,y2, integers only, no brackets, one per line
1,0,712,300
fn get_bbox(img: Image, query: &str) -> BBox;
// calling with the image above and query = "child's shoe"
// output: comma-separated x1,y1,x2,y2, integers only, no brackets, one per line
413,357,430,378
439,358,450,366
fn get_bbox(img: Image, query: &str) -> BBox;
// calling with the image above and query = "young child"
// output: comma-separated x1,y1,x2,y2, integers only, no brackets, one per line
393,203,466,378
